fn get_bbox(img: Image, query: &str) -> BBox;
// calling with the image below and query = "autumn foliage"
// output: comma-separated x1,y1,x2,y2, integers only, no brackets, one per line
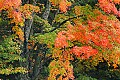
49,0,71,12
48,0,120,79
54,9,120,59
0,0,120,79
98,0,120,17
0,0,39,41
0,0,39,75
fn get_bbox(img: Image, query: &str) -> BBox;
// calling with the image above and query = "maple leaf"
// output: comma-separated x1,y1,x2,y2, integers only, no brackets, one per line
98,0,119,16
113,64,118,69
59,0,68,12
71,46,98,59
4,0,21,8
12,11,22,22
8,10,23,25
59,0,71,13
49,0,61,6
55,31,68,48
0,0,4,10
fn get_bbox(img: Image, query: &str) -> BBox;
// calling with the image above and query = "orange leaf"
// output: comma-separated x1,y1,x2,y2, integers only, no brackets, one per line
113,64,118,69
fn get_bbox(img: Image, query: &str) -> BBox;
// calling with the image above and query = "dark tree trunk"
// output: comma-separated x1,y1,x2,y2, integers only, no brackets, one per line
16,0,51,79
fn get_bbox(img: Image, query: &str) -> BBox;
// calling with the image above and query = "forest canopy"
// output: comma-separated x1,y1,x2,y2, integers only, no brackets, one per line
0,0,120,80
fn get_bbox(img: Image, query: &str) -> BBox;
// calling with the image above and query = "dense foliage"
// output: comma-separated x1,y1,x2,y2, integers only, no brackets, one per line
0,0,120,80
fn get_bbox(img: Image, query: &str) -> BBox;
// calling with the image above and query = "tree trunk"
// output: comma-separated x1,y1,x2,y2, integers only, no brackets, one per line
42,0,51,20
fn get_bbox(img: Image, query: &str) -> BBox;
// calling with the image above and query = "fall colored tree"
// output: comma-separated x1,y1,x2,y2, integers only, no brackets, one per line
0,0,120,80
48,0,120,80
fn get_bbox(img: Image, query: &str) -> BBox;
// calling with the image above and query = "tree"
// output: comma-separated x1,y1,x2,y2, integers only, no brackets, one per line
48,0,120,80
0,0,120,80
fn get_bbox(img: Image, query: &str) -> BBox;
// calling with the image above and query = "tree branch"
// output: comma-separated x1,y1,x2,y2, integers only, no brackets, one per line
49,15,82,32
